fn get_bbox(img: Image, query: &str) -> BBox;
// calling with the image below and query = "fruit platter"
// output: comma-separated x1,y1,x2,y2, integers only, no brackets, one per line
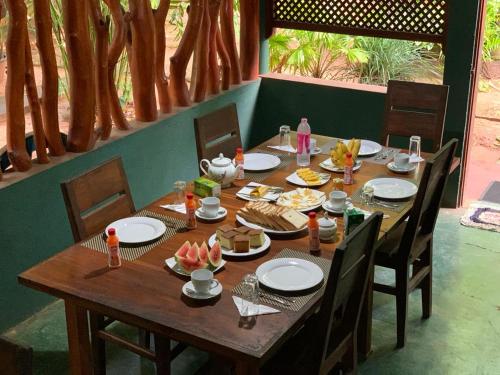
319,139,363,173
165,240,226,276
286,168,330,187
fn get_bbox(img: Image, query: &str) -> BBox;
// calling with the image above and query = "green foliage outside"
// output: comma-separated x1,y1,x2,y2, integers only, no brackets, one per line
483,0,500,61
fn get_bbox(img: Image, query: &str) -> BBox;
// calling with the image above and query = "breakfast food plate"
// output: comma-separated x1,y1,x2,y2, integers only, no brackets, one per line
286,168,330,187
208,230,271,258
342,139,382,156
276,188,326,212
165,257,226,276
236,182,283,202
387,161,417,174
235,214,307,235
243,153,281,171
319,158,362,173
256,258,324,292
365,178,418,200
105,217,166,244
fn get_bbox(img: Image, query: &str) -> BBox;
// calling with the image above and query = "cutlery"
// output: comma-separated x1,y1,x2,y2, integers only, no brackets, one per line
237,193,275,201
373,199,399,207
259,291,294,305
373,201,399,210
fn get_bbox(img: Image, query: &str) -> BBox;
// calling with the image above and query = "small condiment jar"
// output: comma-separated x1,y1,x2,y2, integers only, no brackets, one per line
318,212,337,243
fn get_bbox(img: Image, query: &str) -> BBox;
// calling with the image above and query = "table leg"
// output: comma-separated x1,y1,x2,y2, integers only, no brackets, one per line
234,360,259,375
358,264,374,360
65,301,93,375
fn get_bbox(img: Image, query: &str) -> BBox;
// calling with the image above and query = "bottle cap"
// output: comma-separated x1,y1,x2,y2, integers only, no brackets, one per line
301,117,308,122
346,152,352,158
186,192,194,200
107,228,116,236
236,147,243,153
308,212,316,219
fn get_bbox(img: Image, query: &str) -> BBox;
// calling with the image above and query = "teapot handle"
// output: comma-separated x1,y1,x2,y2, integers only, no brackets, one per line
200,159,210,176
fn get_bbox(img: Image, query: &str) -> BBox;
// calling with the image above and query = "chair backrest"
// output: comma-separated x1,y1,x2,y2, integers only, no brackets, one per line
194,103,242,166
310,212,383,373
0,336,33,375
400,139,458,261
381,80,449,152
61,157,135,242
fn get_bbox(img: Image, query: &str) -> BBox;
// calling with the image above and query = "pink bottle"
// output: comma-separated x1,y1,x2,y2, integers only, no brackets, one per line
296,118,311,167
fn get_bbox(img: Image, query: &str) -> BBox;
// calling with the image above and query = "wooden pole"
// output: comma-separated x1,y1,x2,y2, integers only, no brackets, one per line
33,0,65,156
169,0,204,107
207,0,223,95
128,0,157,122
192,0,210,103
153,0,172,113
216,25,231,90
220,0,241,84
5,0,31,171
103,0,130,130
239,0,260,80
62,0,96,152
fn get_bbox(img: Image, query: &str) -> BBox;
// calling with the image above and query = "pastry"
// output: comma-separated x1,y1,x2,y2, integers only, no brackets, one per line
248,229,265,247
234,235,250,253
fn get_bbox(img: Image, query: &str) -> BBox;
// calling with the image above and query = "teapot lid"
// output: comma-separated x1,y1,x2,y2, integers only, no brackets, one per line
318,212,336,228
211,153,232,167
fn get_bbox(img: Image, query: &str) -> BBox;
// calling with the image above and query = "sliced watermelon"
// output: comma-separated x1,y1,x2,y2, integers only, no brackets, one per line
208,241,222,268
198,242,209,264
178,256,208,274
187,243,199,261
175,241,191,262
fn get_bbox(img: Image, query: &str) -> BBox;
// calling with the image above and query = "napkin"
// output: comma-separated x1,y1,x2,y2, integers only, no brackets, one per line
267,145,297,153
409,154,425,163
237,183,281,201
232,296,280,317
160,203,186,214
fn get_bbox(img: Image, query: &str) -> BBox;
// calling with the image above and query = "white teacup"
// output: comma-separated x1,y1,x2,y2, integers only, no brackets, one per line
191,269,219,294
310,138,317,151
200,197,220,218
329,190,348,210
394,153,410,169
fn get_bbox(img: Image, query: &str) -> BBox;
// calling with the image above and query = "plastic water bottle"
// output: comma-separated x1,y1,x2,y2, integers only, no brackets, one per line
296,118,311,166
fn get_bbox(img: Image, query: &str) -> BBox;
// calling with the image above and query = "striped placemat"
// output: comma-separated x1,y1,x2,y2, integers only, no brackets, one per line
245,150,294,183
232,248,332,312
82,210,185,261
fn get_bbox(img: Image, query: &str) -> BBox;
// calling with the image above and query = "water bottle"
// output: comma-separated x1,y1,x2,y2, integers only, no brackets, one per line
296,118,311,167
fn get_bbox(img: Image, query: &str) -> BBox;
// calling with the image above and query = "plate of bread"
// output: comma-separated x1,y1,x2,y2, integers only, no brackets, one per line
276,188,326,212
208,225,271,257
236,201,309,234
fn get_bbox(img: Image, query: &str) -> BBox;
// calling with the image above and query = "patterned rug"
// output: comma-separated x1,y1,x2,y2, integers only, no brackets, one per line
460,201,500,233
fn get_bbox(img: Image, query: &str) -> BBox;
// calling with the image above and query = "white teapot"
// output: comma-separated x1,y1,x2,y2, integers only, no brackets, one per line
200,153,242,188
318,212,338,243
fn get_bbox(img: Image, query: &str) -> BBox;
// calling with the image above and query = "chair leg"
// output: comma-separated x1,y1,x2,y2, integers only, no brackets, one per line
89,312,106,375
421,240,433,319
154,334,171,375
395,265,409,348
342,335,357,374
138,329,151,349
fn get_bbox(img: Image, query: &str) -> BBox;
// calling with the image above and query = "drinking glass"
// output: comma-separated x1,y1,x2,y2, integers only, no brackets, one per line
361,184,374,207
173,181,186,205
240,273,259,314
409,136,421,159
279,125,291,149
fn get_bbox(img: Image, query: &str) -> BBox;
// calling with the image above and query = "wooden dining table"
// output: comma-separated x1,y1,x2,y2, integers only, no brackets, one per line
18,134,446,375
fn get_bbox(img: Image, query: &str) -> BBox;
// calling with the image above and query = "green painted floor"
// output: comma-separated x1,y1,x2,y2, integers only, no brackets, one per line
4,209,500,374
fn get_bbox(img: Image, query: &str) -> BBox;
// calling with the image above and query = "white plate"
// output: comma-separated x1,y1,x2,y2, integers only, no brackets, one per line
256,258,324,292
236,214,307,235
182,280,222,300
319,158,362,173
322,201,345,215
165,257,226,276
236,183,282,202
365,178,418,200
286,171,330,187
195,207,227,221
276,189,326,212
342,139,382,157
311,147,322,155
244,153,281,171
208,233,271,258
387,161,417,174
106,217,166,244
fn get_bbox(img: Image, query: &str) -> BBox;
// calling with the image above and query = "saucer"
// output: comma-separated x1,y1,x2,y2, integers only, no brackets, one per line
195,207,227,221
182,280,222,300
322,201,345,215
311,147,322,155
387,161,416,174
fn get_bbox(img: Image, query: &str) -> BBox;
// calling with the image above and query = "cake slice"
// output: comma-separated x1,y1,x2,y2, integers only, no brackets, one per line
216,224,235,240
234,235,250,253
234,226,251,234
248,229,265,247
219,230,239,249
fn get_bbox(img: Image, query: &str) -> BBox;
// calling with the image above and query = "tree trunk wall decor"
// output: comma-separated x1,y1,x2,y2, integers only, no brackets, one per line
1,0,258,177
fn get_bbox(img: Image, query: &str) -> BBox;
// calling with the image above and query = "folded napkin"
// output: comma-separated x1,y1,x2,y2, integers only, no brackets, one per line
409,154,425,163
237,182,281,201
232,296,280,317
267,145,297,153
160,203,186,214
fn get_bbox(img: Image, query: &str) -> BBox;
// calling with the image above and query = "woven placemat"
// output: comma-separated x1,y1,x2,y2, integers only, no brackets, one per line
82,210,186,261
245,150,294,183
232,248,331,312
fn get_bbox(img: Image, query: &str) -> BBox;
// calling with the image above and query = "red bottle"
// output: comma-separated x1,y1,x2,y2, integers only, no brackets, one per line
106,228,122,268
308,212,320,254
343,152,354,185
185,193,197,229
235,147,245,180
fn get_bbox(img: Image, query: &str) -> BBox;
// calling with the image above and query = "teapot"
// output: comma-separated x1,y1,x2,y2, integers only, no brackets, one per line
318,212,337,243
200,153,242,188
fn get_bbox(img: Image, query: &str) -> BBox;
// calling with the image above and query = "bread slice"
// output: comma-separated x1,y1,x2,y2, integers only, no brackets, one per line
280,209,308,230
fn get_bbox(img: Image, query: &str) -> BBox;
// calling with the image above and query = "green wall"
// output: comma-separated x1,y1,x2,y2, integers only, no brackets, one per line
0,81,260,332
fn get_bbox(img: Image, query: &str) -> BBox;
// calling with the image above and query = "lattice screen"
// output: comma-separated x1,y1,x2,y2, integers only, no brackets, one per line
265,0,448,45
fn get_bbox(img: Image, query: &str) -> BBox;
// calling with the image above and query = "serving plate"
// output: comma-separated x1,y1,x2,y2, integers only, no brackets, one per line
285,171,330,187
319,158,362,173
105,217,166,244
164,257,226,276
276,188,326,212
208,233,271,258
342,139,382,156
256,258,324,291
244,153,281,171
365,178,418,200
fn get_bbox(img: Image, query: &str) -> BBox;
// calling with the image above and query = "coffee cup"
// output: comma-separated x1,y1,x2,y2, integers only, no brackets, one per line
191,269,219,294
394,153,410,169
200,197,220,218
329,190,348,210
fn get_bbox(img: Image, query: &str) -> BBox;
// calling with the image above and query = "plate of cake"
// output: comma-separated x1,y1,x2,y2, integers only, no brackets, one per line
236,201,309,234
208,224,271,257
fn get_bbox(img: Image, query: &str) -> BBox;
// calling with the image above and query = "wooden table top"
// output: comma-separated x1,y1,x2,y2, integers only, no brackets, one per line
18,134,434,365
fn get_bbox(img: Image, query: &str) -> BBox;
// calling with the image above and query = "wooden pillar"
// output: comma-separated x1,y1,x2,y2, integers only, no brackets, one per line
239,0,260,80
154,0,172,113
220,0,241,84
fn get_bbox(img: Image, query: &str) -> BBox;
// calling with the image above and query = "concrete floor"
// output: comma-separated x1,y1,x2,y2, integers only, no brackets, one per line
3,209,500,374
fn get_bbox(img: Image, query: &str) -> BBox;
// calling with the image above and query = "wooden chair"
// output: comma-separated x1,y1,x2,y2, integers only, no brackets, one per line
61,157,182,374
0,336,33,375
373,138,458,348
194,103,242,165
381,80,449,152
263,212,383,374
